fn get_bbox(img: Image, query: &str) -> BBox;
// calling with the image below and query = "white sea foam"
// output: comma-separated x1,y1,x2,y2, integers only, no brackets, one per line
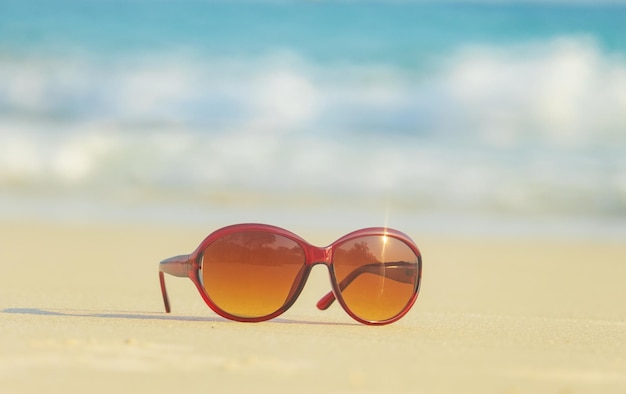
1,37,625,217
443,37,626,147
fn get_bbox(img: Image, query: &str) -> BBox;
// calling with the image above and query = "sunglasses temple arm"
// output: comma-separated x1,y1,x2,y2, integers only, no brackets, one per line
316,291,336,311
159,272,172,313
316,261,417,310
159,255,192,313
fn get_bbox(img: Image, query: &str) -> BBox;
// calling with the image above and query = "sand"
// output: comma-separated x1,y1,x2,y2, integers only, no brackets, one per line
1,220,625,393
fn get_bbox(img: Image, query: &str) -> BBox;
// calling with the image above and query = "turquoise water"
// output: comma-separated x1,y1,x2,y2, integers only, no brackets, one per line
1,1,626,231
2,2,626,57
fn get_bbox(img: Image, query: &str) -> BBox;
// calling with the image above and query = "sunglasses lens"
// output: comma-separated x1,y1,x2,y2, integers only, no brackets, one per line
200,231,305,319
333,235,419,322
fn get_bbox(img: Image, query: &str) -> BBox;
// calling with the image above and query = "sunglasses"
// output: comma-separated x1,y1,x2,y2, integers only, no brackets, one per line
159,223,422,325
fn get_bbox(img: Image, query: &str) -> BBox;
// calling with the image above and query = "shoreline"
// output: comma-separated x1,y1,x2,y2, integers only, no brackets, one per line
2,196,626,241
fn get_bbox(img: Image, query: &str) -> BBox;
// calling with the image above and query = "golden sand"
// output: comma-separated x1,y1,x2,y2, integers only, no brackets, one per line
1,221,625,393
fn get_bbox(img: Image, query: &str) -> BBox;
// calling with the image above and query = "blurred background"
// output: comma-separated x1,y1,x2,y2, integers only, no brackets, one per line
1,0,625,237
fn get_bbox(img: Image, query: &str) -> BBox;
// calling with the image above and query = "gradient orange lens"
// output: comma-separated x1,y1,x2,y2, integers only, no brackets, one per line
200,231,306,318
332,235,418,322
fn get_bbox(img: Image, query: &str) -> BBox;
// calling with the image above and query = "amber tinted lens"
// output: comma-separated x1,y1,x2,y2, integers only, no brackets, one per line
201,231,306,318
332,235,418,322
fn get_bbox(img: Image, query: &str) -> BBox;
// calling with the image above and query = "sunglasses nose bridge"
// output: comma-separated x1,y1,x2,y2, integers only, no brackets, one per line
308,246,331,266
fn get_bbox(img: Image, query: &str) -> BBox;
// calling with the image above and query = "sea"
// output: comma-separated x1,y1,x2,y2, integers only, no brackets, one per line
1,0,626,237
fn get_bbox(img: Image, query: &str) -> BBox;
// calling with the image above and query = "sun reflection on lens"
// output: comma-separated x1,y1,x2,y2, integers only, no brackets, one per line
381,234,389,263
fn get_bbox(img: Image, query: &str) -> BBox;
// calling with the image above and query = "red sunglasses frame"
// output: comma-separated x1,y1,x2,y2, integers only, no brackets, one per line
159,223,422,325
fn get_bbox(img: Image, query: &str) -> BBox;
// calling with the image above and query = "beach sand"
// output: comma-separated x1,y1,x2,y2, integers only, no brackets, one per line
1,220,625,393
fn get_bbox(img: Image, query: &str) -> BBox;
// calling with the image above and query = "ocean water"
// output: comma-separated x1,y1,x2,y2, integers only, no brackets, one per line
1,1,626,235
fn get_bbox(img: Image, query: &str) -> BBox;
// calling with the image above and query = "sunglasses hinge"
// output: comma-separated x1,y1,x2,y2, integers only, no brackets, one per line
159,254,192,278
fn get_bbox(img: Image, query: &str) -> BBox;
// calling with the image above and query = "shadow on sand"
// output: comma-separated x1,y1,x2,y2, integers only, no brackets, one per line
2,307,357,326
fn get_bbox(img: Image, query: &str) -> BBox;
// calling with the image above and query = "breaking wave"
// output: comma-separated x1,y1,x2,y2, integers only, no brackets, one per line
1,36,626,215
